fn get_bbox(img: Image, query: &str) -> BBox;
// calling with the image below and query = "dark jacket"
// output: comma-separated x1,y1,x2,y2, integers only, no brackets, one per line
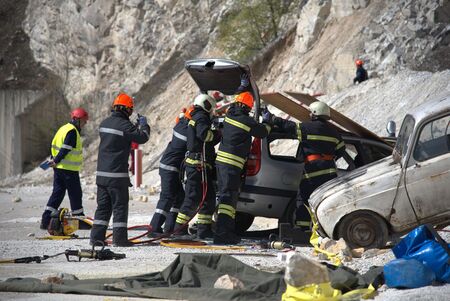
186,107,220,165
274,117,345,176
96,111,150,187
160,117,188,170
353,66,368,84
216,104,271,170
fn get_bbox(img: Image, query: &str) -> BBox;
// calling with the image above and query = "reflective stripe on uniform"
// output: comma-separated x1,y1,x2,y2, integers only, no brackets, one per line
205,130,214,142
99,127,124,136
112,222,127,228
265,124,272,133
71,208,84,215
61,144,73,150
176,212,190,224
218,203,236,219
303,168,337,179
306,134,339,144
296,123,302,141
93,219,109,226
143,130,150,138
45,206,58,213
216,155,244,169
336,141,345,150
51,145,82,155
60,159,82,166
96,171,129,178
224,117,250,132
155,208,168,217
185,158,201,165
173,130,187,141
217,151,245,164
196,214,212,224
159,163,179,172
296,220,311,227
188,120,196,127
170,207,180,213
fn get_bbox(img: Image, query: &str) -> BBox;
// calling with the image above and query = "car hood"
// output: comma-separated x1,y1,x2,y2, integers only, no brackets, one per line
309,155,397,209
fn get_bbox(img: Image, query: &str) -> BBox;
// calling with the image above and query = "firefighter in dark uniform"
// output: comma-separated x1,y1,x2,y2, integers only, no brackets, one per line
40,108,89,229
174,94,220,239
270,101,346,230
214,90,272,245
148,109,190,236
90,93,150,247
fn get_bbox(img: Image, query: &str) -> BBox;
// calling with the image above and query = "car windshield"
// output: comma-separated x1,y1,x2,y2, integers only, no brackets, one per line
394,114,415,158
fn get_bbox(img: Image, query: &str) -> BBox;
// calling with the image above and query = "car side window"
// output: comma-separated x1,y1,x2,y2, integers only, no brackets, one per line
361,142,393,163
413,114,450,162
336,143,358,170
269,138,300,161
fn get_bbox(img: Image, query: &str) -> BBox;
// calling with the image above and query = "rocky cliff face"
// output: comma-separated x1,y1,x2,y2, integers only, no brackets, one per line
1,0,449,180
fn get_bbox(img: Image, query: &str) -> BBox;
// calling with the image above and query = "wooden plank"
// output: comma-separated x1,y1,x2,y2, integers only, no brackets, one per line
260,92,342,133
285,91,385,143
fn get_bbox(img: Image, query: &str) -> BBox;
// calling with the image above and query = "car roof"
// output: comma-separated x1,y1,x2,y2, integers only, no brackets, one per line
407,94,450,124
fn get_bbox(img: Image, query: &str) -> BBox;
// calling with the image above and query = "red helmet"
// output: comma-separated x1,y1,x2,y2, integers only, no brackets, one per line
113,93,134,109
355,59,364,66
235,91,254,109
70,108,88,121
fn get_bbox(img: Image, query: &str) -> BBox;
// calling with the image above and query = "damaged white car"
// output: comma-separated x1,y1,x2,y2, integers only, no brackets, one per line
309,95,450,249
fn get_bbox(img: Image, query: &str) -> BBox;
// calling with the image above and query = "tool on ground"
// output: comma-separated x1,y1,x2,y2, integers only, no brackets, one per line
65,242,126,262
260,240,295,250
47,208,92,237
0,252,65,264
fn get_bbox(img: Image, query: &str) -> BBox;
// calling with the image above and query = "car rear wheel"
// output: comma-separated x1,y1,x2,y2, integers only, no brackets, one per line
337,211,388,249
235,212,255,234
279,198,296,226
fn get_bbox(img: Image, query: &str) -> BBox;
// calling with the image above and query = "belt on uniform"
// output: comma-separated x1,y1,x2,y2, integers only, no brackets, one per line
305,154,334,163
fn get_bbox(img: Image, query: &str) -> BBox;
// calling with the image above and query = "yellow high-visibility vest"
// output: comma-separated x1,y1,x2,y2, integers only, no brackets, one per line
50,123,83,172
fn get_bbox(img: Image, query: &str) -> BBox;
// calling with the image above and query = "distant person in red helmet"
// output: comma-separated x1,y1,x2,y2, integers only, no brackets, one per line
40,107,89,230
353,59,368,84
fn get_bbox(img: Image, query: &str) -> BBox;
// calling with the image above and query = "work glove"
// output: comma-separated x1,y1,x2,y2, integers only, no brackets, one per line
240,73,250,88
262,108,273,124
138,115,148,126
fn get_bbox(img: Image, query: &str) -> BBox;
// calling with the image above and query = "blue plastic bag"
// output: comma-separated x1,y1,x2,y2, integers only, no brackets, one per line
392,225,450,283
384,258,436,288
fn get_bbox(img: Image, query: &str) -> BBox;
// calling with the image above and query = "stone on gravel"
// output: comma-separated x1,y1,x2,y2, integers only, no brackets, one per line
214,274,245,290
27,233,35,237
285,253,329,287
12,196,21,202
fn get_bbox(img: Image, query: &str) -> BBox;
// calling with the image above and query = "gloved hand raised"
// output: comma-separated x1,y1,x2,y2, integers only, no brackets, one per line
138,114,148,126
262,109,273,124
240,73,250,88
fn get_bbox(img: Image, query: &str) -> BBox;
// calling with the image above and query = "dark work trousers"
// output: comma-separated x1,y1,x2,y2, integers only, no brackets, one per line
175,165,216,234
41,168,83,228
215,164,242,235
90,185,129,244
150,167,184,233
296,172,336,229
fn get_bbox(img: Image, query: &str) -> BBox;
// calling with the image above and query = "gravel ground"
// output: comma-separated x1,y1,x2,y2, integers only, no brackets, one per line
0,185,448,300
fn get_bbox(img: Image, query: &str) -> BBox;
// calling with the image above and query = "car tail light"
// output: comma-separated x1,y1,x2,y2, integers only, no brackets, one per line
246,138,261,176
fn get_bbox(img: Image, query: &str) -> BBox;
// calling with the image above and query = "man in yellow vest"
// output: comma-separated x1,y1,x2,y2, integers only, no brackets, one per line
40,108,89,230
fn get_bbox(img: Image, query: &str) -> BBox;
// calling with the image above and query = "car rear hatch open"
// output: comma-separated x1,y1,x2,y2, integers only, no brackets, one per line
261,91,387,144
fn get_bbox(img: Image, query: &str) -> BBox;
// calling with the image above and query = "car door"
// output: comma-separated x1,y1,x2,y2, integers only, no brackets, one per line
405,113,450,221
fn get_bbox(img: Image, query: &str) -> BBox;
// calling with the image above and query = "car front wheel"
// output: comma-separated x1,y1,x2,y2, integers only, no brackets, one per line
337,210,388,249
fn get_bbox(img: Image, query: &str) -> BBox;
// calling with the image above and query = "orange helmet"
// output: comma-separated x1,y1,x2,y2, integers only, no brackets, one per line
113,93,134,109
355,59,364,66
70,108,88,121
235,91,254,109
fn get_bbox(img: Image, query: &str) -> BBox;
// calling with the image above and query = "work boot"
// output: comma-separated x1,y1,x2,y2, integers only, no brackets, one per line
213,231,241,245
163,212,177,233
150,212,166,234
213,213,241,245
147,230,164,238
40,211,52,230
112,227,133,247
197,224,214,240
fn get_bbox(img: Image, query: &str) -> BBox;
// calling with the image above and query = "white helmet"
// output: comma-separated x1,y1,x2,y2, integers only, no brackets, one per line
194,94,216,113
309,101,330,119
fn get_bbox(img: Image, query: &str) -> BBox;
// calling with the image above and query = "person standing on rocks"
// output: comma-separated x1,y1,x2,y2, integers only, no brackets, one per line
40,108,89,230
90,93,150,247
353,59,368,84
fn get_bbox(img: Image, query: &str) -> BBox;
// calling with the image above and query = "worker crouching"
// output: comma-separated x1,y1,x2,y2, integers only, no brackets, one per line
90,93,150,247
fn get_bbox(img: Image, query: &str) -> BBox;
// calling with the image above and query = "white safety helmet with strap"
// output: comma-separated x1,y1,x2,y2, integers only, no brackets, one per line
194,94,216,113
309,101,330,119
